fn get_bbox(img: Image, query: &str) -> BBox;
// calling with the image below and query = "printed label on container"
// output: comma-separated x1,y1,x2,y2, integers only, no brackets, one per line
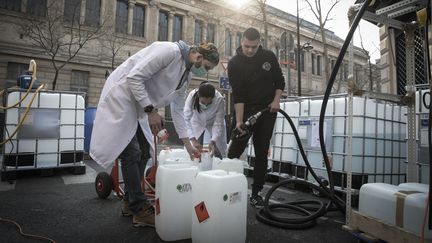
194,201,210,223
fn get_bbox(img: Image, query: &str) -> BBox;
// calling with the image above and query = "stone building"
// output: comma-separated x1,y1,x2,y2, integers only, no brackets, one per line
0,0,370,113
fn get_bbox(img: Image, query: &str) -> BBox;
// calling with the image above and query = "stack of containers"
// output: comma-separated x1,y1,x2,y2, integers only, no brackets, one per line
252,94,407,189
2,90,85,173
155,149,248,242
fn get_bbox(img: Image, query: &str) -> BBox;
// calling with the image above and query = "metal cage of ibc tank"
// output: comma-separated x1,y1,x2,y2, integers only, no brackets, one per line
1,88,86,180
247,92,408,192
414,86,430,183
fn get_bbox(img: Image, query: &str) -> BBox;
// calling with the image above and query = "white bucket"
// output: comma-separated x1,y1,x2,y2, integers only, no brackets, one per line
212,157,244,174
155,163,199,241
191,170,247,243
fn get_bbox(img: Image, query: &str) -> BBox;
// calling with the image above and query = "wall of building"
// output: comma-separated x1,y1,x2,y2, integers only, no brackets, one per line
0,0,370,109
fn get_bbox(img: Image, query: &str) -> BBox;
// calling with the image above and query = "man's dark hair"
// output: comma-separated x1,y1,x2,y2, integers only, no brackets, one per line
243,28,260,41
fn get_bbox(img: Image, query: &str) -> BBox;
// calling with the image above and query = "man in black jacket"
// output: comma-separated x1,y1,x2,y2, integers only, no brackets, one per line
227,27,285,208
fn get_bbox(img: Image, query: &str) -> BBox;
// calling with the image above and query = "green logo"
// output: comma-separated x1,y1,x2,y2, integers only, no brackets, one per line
223,194,228,201
177,183,192,193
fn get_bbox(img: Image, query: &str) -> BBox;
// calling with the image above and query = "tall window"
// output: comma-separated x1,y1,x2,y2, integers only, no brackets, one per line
115,0,128,34
6,62,28,88
133,5,145,37
64,0,81,24
85,0,100,26
70,70,89,92
0,0,21,11
225,29,231,56
27,0,47,17
71,70,89,105
311,53,316,74
207,23,215,43
235,32,242,49
317,55,321,76
158,10,168,41
194,20,203,45
300,51,305,72
172,15,183,41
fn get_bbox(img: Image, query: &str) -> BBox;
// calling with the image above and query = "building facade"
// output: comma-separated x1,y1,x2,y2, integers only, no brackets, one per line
0,0,370,112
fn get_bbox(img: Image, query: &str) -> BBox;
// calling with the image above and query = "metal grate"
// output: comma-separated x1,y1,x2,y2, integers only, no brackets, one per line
396,28,428,95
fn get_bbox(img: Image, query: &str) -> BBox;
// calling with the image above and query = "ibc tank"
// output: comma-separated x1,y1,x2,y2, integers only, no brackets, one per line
3,90,85,169
265,95,407,187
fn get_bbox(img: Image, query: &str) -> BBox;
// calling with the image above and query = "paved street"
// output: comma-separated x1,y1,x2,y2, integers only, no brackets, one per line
0,160,357,243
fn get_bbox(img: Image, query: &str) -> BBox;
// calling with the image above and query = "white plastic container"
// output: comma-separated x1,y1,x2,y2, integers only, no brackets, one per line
3,90,84,169
191,170,247,243
212,157,244,174
155,163,199,241
398,182,429,193
359,183,402,225
158,148,192,165
359,183,431,239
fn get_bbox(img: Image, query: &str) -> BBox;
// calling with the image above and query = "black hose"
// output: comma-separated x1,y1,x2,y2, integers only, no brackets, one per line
255,109,344,229
255,0,371,229
318,0,371,213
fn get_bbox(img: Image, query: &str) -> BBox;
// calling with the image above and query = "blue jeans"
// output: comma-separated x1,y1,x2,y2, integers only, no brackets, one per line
118,125,150,213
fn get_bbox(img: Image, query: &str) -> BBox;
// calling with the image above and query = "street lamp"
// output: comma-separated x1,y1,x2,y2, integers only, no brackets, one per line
296,0,313,96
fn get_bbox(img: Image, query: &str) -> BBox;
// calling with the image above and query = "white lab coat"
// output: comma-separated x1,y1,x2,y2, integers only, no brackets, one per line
184,89,227,157
90,41,191,168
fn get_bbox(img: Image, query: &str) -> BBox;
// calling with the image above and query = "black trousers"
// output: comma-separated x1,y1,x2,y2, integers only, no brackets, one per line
227,106,276,195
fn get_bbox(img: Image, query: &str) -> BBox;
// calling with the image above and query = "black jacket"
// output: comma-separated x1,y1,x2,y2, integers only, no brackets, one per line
228,46,285,107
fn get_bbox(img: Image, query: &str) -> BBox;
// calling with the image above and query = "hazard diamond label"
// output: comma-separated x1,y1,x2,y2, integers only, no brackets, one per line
155,198,160,215
194,201,210,223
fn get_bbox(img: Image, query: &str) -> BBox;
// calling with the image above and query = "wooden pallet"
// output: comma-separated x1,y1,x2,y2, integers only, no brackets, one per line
343,210,432,243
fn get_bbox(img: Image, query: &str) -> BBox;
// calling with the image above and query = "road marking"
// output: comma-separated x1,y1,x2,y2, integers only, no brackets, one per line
62,165,98,185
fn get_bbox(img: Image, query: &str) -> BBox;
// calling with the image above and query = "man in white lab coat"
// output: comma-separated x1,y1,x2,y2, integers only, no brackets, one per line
184,82,227,158
90,41,219,227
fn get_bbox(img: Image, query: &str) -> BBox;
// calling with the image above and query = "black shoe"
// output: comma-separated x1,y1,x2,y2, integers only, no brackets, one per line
250,194,264,208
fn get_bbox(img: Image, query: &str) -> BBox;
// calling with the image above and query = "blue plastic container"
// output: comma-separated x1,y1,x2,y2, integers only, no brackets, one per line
84,107,97,153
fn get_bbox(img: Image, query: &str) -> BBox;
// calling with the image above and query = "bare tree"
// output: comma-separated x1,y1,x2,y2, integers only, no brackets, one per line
304,0,340,89
254,0,269,49
19,1,105,90
102,29,128,71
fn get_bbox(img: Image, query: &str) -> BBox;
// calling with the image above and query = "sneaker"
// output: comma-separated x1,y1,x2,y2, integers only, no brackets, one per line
121,200,132,217
250,194,265,208
133,203,155,227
